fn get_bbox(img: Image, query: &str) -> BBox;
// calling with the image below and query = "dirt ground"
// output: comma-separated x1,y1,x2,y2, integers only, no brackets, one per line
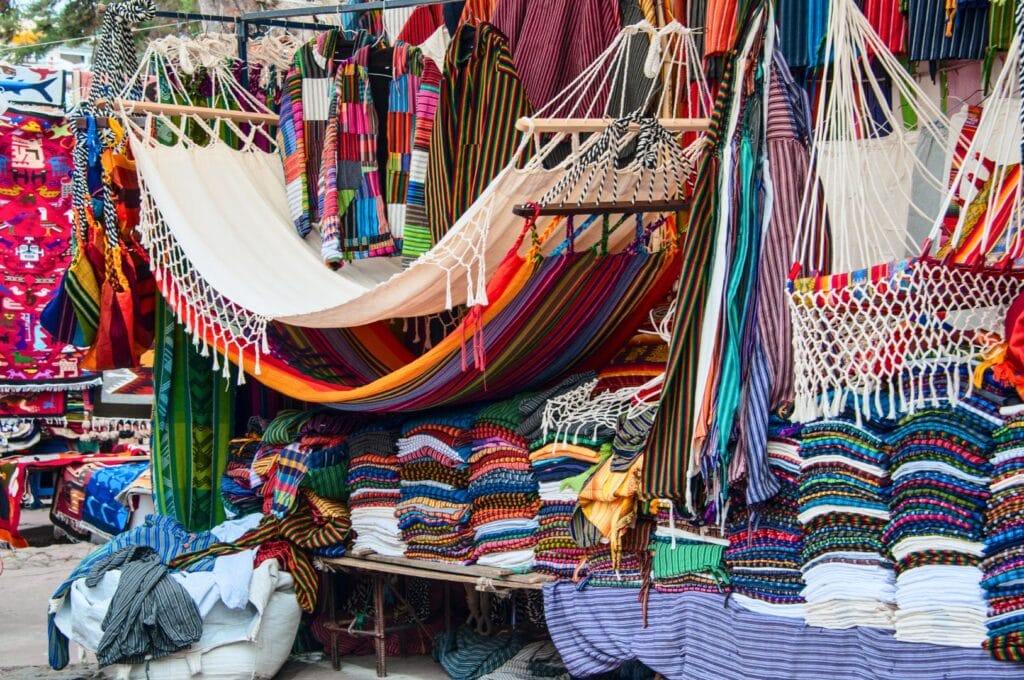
0,508,448,679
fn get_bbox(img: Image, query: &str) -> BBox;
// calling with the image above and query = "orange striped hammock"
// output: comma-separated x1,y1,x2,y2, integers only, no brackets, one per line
166,217,681,411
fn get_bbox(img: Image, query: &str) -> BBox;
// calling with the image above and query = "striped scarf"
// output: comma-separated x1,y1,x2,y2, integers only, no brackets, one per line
643,53,736,502
168,503,348,613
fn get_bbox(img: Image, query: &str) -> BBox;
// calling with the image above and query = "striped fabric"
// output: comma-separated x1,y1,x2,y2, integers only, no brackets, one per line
862,0,908,54
776,0,829,68
759,54,814,411
269,442,312,517
279,29,371,237
397,5,446,44
208,244,680,409
906,0,989,61
542,581,1024,679
85,547,202,666
709,131,762,501
152,296,234,533
317,44,422,263
384,44,421,249
990,0,1016,50
644,51,737,500
490,0,620,111
425,23,533,248
738,341,780,505
704,0,740,56
459,0,499,24
169,510,339,614
402,59,443,257
688,0,708,63
1019,0,1023,168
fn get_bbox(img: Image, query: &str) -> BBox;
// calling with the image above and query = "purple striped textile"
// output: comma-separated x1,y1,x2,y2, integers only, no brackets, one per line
543,581,1024,679
490,0,620,111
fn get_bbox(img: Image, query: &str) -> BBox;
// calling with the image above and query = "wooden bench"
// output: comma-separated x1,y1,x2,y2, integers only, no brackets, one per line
315,550,555,676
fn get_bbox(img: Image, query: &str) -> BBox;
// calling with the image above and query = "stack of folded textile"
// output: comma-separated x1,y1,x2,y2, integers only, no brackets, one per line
726,435,805,609
531,479,585,578
983,416,1024,661
583,544,644,589
885,407,994,647
529,443,609,578
798,419,896,629
396,411,477,564
518,377,610,578
347,427,405,557
468,400,540,570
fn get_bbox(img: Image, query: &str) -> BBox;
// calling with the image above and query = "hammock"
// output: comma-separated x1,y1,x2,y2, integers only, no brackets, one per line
119,21,710,376
787,0,1024,422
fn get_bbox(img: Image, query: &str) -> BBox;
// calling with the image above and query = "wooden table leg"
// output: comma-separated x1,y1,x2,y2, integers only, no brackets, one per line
325,570,340,671
373,573,387,677
444,582,451,632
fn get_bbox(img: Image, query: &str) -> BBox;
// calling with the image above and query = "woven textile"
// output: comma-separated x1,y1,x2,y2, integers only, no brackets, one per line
401,59,442,257
983,414,1024,660
424,22,532,248
469,398,539,568
906,0,989,61
48,513,228,669
397,410,477,564
169,504,344,614
543,581,1024,679
152,295,234,532
798,419,896,629
490,0,619,111
0,113,91,388
279,29,373,236
885,404,997,647
317,43,423,263
725,434,806,606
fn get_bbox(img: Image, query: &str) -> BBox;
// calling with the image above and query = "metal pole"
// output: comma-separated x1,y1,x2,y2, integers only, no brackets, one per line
236,19,248,89
241,0,464,23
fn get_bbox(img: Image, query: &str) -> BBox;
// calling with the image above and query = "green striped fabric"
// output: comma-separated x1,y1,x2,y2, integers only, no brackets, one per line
302,463,350,501
424,22,533,247
152,295,235,532
990,0,1016,50
643,44,738,502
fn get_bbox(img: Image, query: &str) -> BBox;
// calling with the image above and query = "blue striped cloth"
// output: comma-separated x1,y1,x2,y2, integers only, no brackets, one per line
907,0,989,61
543,581,1024,679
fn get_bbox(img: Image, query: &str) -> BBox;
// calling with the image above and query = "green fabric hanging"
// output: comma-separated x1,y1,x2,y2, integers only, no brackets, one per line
714,132,760,486
152,295,235,531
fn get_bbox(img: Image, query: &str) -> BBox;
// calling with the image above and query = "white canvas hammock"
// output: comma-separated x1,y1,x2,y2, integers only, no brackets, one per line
119,21,711,368
789,0,1024,422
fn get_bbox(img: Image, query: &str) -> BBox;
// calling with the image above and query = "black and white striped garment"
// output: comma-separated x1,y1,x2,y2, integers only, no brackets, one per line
69,0,154,247
82,545,202,666
906,0,989,61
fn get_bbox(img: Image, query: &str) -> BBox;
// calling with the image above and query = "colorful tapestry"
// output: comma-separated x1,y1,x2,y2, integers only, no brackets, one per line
100,367,153,405
0,112,94,392
49,459,95,541
152,295,234,532
0,390,65,418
